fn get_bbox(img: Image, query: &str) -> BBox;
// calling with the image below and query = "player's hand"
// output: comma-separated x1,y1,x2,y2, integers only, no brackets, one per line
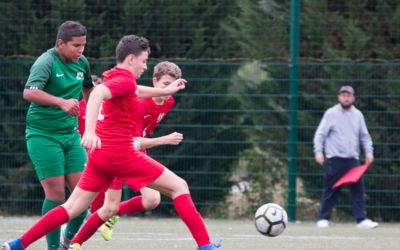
315,153,324,166
163,132,183,145
165,78,186,95
81,131,101,153
365,154,374,165
58,98,80,116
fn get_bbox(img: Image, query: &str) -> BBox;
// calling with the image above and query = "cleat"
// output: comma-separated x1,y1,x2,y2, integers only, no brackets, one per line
58,233,71,250
1,239,24,250
197,240,222,250
68,243,81,250
99,216,119,241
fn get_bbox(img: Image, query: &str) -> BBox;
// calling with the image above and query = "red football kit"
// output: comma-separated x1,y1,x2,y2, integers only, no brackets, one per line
89,95,175,210
77,67,165,193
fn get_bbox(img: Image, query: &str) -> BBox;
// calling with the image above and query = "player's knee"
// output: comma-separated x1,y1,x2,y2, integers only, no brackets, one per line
101,204,119,218
45,190,66,202
143,193,161,210
175,178,189,193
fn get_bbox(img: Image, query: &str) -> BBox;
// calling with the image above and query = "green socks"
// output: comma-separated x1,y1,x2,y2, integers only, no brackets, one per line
65,209,88,239
42,198,63,250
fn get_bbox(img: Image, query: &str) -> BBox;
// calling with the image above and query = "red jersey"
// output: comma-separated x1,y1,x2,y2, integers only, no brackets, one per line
78,100,105,137
96,67,141,150
136,96,175,137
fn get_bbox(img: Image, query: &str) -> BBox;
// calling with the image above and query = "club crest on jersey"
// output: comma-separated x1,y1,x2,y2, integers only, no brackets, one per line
76,72,84,80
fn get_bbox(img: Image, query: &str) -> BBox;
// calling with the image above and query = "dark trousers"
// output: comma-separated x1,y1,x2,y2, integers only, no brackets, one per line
318,157,367,223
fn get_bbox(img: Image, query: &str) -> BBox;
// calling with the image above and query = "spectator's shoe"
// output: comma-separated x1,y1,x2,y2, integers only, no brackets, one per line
197,241,222,250
1,239,24,250
99,216,119,241
68,243,81,250
316,219,329,228
357,219,379,229
57,233,71,250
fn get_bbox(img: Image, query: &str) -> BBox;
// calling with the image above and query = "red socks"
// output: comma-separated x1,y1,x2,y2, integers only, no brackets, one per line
21,206,69,248
118,196,144,215
90,192,105,213
173,194,210,246
71,212,105,245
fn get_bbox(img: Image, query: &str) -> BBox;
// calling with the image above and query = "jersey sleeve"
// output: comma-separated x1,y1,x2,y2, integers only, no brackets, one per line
104,76,136,98
80,56,93,88
25,52,53,90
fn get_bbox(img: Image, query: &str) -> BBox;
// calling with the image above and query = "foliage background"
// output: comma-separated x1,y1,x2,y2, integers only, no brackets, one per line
0,0,399,221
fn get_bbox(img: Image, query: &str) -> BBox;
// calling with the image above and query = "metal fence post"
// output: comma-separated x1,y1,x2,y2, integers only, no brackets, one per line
288,0,300,221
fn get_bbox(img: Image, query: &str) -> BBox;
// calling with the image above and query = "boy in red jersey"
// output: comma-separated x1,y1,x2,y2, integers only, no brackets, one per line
2,35,220,250
86,61,184,241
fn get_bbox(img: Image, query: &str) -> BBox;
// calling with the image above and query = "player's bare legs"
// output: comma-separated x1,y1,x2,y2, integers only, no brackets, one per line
69,189,122,247
62,188,98,218
148,168,188,198
140,187,161,210
98,189,122,219
41,176,67,201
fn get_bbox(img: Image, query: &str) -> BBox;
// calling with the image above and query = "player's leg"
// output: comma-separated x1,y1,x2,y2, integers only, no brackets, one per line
40,177,66,250
70,188,122,247
89,192,106,213
139,187,161,210
118,186,160,215
148,168,220,249
98,180,123,241
26,135,67,250
2,187,97,250
60,133,88,249
98,186,161,242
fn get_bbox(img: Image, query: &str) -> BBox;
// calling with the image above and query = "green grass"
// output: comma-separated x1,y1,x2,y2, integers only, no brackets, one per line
1,216,399,250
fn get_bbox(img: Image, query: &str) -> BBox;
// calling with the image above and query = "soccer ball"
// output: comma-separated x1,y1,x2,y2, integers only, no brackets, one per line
254,203,288,237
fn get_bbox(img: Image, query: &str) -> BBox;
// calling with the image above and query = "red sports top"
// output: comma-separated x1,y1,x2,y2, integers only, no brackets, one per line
96,67,140,150
136,96,175,137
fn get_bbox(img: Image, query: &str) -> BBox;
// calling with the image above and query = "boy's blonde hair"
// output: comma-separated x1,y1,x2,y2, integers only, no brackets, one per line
153,61,182,80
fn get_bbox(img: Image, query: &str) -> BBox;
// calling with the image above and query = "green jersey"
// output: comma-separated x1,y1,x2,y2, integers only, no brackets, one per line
25,48,93,136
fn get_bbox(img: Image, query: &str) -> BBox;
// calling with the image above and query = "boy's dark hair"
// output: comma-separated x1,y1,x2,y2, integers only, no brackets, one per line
56,21,87,44
115,35,150,63
153,61,182,80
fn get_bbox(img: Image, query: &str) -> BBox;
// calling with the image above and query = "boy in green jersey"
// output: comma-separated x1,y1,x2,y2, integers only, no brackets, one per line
23,20,93,250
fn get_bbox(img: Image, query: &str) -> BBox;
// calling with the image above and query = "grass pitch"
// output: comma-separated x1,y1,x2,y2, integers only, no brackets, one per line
1,216,399,250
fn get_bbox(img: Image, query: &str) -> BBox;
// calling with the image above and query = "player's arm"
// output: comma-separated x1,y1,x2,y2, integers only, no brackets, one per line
23,88,80,117
24,52,80,116
136,78,186,98
81,84,112,152
81,86,93,103
134,132,183,150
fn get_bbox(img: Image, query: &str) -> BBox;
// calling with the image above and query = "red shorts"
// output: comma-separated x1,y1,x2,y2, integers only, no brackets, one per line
109,178,123,189
78,148,164,193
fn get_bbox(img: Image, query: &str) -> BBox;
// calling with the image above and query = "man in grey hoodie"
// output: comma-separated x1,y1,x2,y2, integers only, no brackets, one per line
314,85,378,229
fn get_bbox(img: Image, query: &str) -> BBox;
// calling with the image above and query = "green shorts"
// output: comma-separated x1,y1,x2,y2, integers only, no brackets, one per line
26,131,87,180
